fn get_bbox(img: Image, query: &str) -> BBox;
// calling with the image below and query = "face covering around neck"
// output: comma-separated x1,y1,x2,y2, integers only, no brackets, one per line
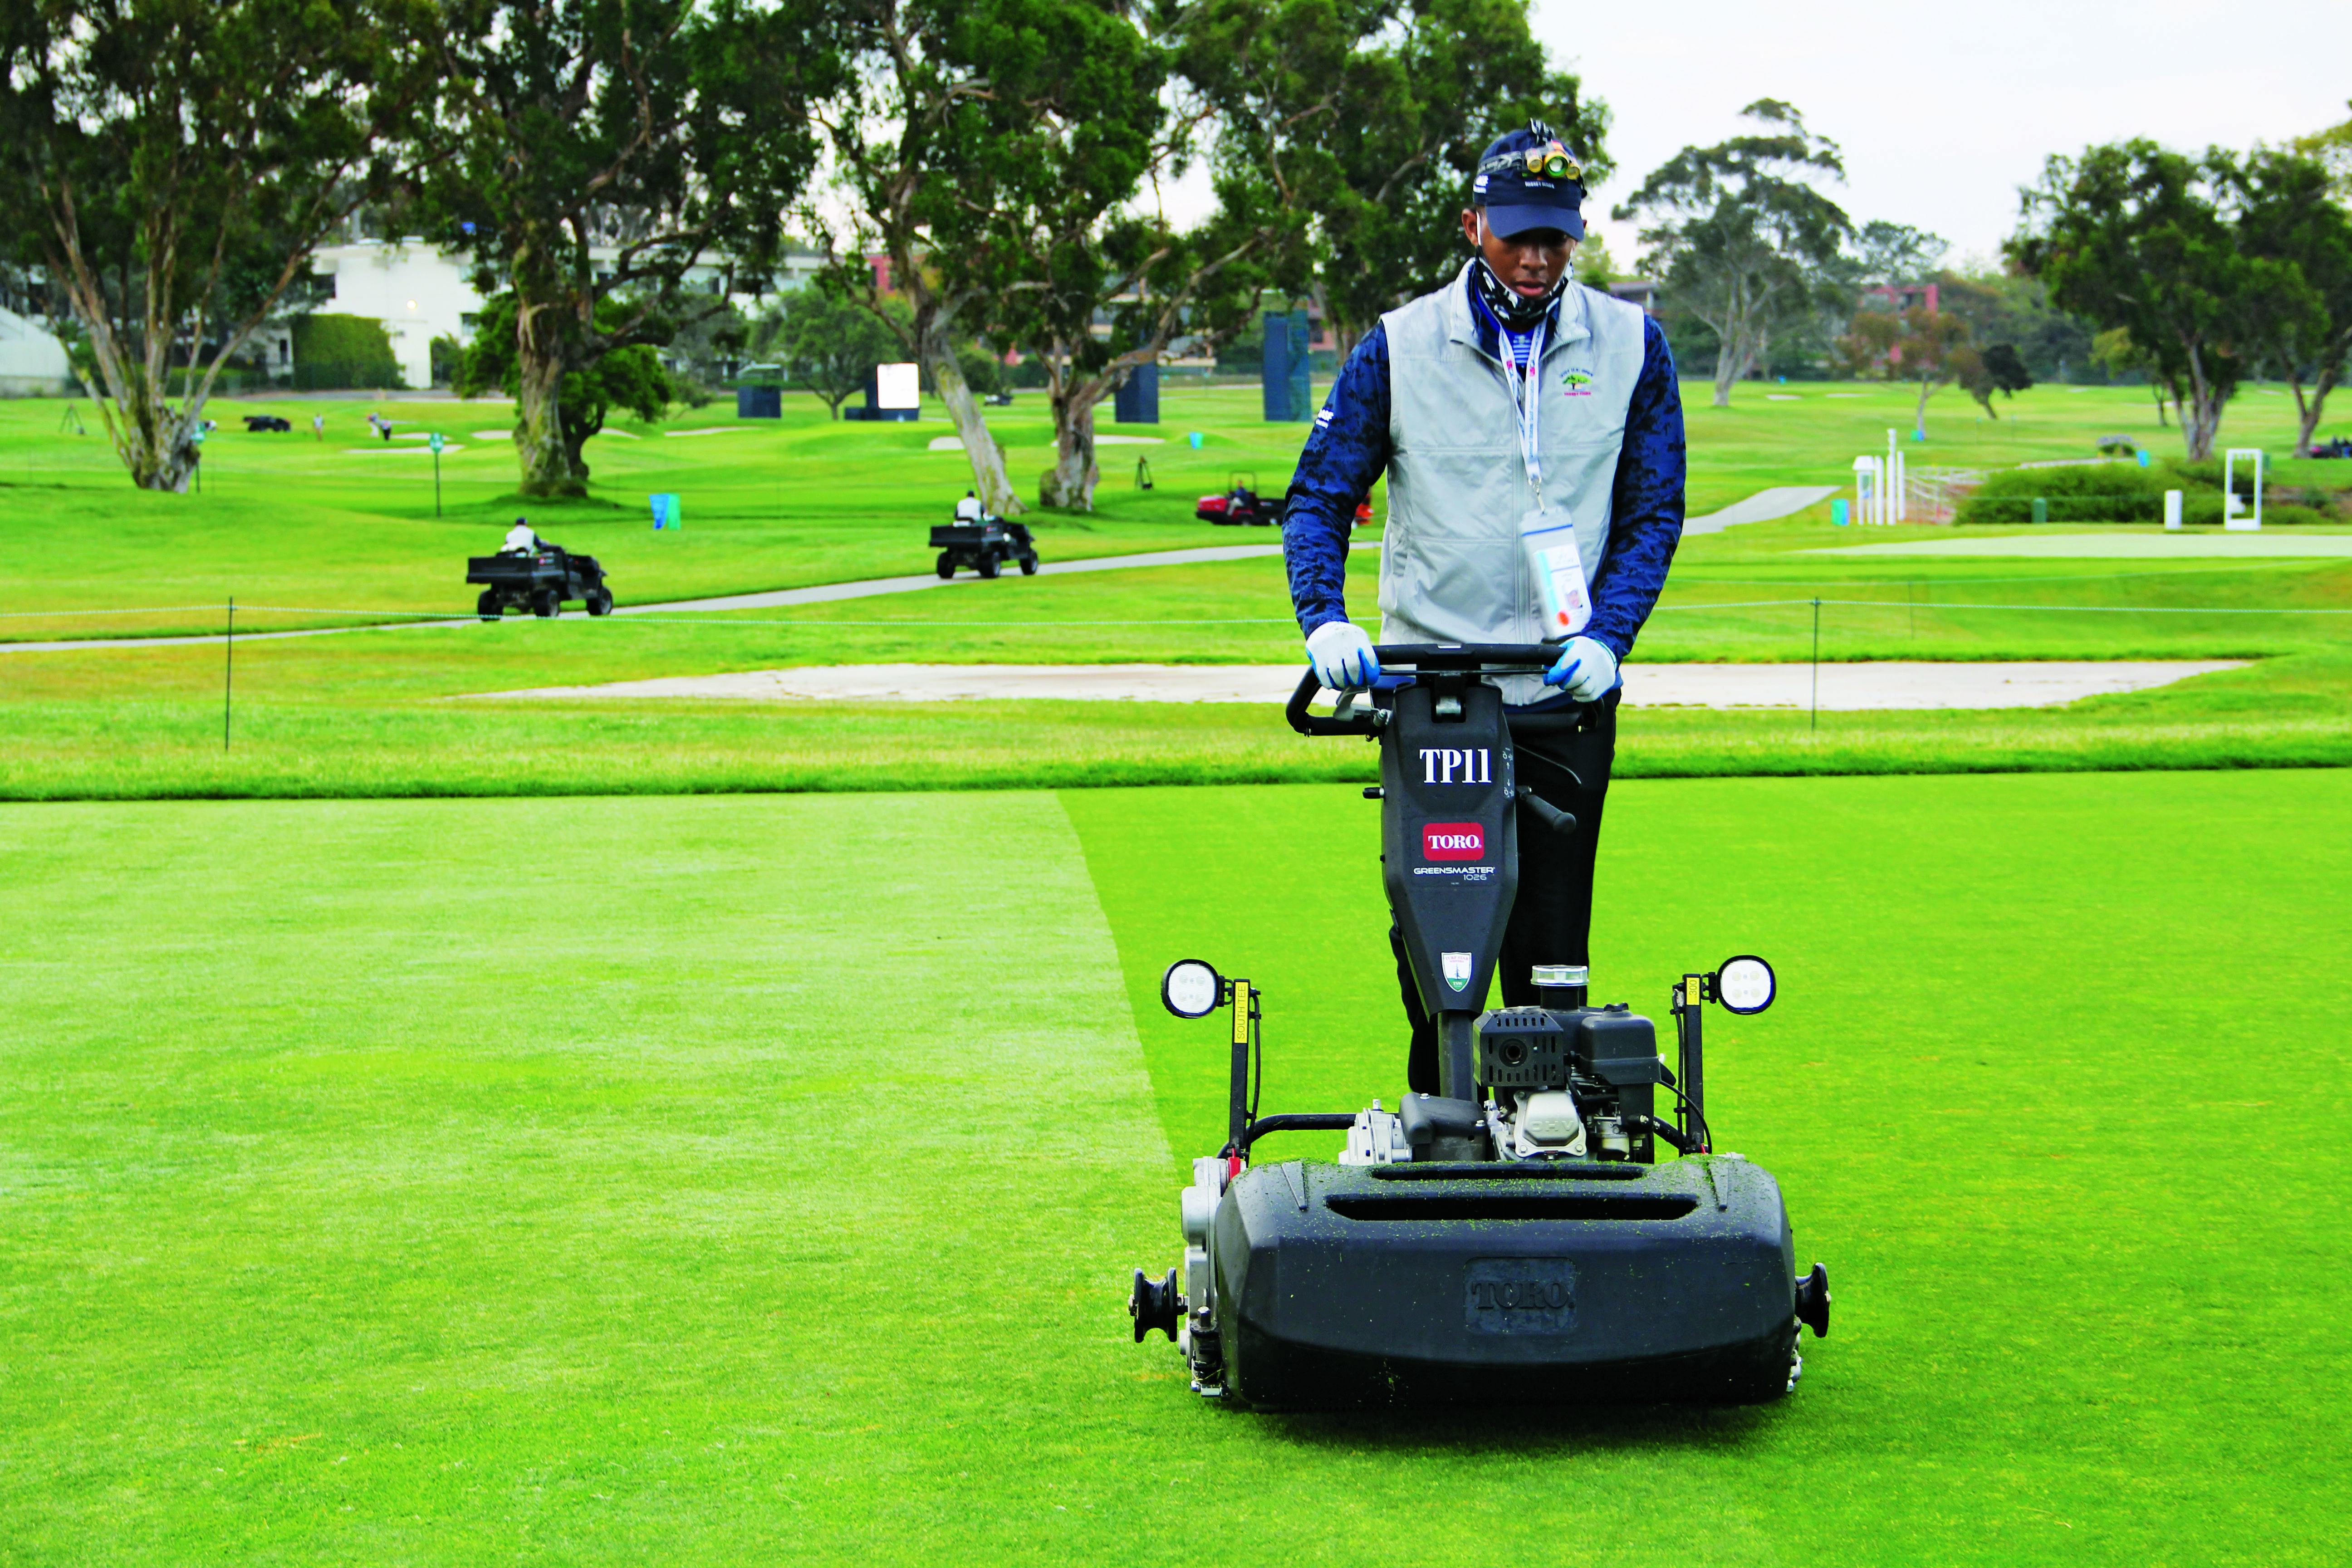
1471,255,1567,333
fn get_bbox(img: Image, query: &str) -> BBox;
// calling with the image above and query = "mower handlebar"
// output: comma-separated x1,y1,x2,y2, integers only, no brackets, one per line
1285,643,1569,737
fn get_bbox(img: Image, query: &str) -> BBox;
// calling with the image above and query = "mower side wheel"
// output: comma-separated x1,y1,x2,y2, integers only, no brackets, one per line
477,589,501,622
1795,1262,1830,1338
1019,554,1038,576
977,550,1001,579
936,553,956,579
586,588,613,617
1129,1267,1183,1343
533,589,560,618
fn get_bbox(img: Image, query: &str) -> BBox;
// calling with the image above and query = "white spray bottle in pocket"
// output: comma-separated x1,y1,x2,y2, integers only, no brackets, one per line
1519,507,1592,642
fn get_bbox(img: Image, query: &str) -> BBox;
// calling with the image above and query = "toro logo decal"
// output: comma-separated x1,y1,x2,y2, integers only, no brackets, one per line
1465,1257,1578,1335
1423,823,1485,861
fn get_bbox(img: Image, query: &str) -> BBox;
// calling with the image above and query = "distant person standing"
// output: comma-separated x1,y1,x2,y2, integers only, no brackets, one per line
366,412,393,441
311,413,324,441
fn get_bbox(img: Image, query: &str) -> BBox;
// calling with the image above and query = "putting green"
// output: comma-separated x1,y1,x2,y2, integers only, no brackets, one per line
3,774,2347,1563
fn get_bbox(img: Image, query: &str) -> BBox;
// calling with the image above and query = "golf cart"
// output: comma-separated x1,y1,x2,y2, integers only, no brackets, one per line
1195,473,1285,526
929,509,1039,579
1127,645,1829,1408
467,545,613,618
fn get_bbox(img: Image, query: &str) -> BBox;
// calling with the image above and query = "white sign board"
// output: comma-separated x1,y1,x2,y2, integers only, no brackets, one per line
874,361,921,410
2223,448,2263,531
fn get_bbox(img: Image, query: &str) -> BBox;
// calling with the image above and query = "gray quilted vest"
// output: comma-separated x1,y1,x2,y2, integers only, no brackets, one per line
1378,261,1650,704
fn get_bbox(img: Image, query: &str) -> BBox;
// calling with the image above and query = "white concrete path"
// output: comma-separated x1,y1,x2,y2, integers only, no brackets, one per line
468,659,2244,711
1682,485,1839,535
1809,532,2352,559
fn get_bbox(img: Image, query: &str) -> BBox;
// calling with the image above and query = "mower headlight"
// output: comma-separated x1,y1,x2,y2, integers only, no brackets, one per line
1715,956,1776,1015
1161,959,1225,1019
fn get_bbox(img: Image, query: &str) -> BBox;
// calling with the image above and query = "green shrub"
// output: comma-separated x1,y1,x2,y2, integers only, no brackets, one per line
1956,462,2164,524
1957,458,2337,526
289,313,404,390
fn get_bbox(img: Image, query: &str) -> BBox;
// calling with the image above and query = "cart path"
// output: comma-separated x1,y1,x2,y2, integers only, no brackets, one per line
1808,531,2352,558
0,485,1832,654
612,539,1349,613
1682,485,1838,535
463,658,2246,711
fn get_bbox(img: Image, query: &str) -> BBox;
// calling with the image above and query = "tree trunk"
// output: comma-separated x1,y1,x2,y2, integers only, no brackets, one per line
2151,382,2168,427
1914,374,1937,436
1040,372,1104,511
513,295,587,499
1710,327,1740,407
52,282,204,491
2289,350,2342,457
2180,344,2225,461
920,315,1022,515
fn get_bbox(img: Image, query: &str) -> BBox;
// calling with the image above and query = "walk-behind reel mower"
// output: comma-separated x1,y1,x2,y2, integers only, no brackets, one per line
1127,645,1829,1409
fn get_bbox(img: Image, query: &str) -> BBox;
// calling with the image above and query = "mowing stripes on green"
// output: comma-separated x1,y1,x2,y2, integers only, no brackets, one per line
0,793,1171,1562
1066,774,2352,1566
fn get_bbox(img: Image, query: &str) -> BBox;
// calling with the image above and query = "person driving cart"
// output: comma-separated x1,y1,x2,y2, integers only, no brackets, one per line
955,489,986,523
501,517,545,554
1281,119,1686,1095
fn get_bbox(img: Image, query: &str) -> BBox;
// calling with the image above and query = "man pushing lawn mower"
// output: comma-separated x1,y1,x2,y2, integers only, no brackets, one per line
1127,122,1828,1410
1285,119,1685,1096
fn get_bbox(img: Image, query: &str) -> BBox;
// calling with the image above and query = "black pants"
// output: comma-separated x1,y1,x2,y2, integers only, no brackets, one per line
1397,692,1618,1095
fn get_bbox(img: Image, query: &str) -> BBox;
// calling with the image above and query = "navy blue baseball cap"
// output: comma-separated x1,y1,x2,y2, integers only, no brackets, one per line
1470,121,1587,241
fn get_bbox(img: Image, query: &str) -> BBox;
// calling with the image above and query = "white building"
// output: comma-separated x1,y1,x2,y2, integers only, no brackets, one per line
0,304,74,396
308,240,828,390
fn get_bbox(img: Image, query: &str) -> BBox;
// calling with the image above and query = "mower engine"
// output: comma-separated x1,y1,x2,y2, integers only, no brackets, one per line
1475,1000,1669,1164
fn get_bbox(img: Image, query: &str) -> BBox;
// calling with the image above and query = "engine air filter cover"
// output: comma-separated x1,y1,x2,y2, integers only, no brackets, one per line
1476,1005,1574,1088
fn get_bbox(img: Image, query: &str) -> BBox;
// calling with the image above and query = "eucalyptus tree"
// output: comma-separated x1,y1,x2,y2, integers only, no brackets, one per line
2009,141,2314,460
825,0,1342,513
2224,147,2352,457
980,0,1340,510
1312,0,1608,355
423,0,843,496
817,0,1042,514
0,0,434,491
1614,100,1852,407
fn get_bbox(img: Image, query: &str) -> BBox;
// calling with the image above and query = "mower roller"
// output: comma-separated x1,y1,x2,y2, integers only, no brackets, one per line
1127,645,1829,1408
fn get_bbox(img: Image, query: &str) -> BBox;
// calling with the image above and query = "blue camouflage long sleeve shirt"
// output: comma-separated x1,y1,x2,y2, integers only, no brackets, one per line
1283,281,1686,664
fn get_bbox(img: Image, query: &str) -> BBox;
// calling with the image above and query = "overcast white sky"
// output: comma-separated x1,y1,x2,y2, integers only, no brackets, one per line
1541,0,2351,274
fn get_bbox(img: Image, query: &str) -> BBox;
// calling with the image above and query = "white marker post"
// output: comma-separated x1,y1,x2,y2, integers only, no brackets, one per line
2164,490,2183,530
2223,449,2264,531
1852,455,1880,526
1888,430,1905,524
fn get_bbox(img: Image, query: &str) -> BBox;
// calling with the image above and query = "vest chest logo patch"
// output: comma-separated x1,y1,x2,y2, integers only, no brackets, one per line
1561,368,1594,398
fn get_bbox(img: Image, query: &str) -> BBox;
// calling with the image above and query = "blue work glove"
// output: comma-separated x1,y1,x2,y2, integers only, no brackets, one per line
1544,636,1619,701
1304,621,1381,690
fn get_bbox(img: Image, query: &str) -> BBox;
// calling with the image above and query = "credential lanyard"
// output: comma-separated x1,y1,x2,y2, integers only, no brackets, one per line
1502,320,1548,507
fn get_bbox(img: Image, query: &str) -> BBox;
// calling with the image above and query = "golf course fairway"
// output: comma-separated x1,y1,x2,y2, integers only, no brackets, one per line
1,771,2344,1564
